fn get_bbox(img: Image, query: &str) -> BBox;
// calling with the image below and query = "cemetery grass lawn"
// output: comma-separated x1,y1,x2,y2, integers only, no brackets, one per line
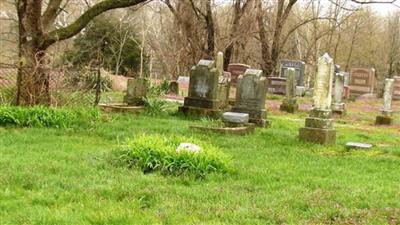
1,112,399,225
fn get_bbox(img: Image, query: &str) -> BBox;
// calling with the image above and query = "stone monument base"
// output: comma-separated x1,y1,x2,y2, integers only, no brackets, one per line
231,108,270,127
98,104,145,114
189,123,255,135
299,109,336,145
123,96,145,106
178,106,220,118
332,103,346,116
280,99,298,113
375,115,393,125
299,127,336,145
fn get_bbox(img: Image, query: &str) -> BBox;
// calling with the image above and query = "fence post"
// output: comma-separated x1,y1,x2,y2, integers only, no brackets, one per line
94,67,101,106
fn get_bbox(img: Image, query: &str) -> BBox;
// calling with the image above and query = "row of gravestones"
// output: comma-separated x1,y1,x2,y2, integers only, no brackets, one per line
269,59,400,100
175,53,397,145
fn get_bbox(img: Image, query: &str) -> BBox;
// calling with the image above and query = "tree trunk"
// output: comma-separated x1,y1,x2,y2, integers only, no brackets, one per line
256,0,271,74
224,0,241,70
17,0,51,106
205,0,215,58
18,43,51,106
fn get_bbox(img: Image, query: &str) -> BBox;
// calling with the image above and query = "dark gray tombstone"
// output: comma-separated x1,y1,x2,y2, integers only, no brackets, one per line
279,59,305,86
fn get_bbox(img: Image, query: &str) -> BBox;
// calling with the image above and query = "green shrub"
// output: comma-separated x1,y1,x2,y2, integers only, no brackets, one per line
0,106,100,128
143,98,170,116
113,134,233,178
147,80,169,98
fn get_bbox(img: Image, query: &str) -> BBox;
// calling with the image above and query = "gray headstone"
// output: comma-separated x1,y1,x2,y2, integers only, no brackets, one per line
279,59,305,86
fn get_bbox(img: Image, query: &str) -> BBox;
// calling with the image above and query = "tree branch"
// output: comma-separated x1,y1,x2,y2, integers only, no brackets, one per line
41,0,63,30
43,0,149,48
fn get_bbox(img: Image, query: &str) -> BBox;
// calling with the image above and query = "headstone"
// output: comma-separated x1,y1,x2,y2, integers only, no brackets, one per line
280,68,298,113
393,76,400,100
349,68,375,97
296,86,306,96
279,59,305,86
178,60,220,116
218,71,232,109
123,78,147,106
343,72,350,99
299,53,336,145
232,69,269,127
177,76,190,92
216,52,224,76
227,63,251,85
168,80,179,95
332,72,346,115
222,112,249,126
267,77,286,94
376,78,395,125
176,143,201,154
345,142,373,150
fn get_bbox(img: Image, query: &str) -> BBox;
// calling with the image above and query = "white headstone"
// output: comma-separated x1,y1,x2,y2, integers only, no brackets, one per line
383,78,395,112
216,52,224,76
313,53,334,110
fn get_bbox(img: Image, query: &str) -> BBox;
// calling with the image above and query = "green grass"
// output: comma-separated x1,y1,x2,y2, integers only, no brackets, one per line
0,108,399,224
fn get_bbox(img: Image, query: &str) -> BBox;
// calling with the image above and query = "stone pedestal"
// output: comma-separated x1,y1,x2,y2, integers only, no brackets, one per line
299,109,336,145
123,78,147,106
299,53,336,145
375,79,395,125
168,81,179,95
375,115,393,125
375,111,393,125
332,103,346,116
280,98,298,113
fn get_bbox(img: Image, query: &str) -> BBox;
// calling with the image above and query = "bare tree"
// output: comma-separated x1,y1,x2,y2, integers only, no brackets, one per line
15,0,149,106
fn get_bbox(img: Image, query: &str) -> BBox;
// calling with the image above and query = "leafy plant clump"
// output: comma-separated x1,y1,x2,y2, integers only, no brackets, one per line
0,106,100,128
113,135,233,178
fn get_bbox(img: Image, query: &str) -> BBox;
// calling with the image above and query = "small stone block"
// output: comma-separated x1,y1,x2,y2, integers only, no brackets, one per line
375,115,393,125
305,117,333,129
332,109,346,116
299,127,336,145
223,112,249,124
345,142,373,150
280,99,298,113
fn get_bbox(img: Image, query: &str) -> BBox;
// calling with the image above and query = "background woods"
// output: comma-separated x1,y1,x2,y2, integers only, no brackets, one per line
0,0,399,105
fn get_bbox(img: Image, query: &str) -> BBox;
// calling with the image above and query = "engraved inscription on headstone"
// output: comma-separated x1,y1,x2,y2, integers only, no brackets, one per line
349,68,375,97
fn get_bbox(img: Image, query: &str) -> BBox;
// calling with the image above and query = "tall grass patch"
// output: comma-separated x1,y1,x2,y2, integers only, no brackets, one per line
0,106,100,128
113,134,233,178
